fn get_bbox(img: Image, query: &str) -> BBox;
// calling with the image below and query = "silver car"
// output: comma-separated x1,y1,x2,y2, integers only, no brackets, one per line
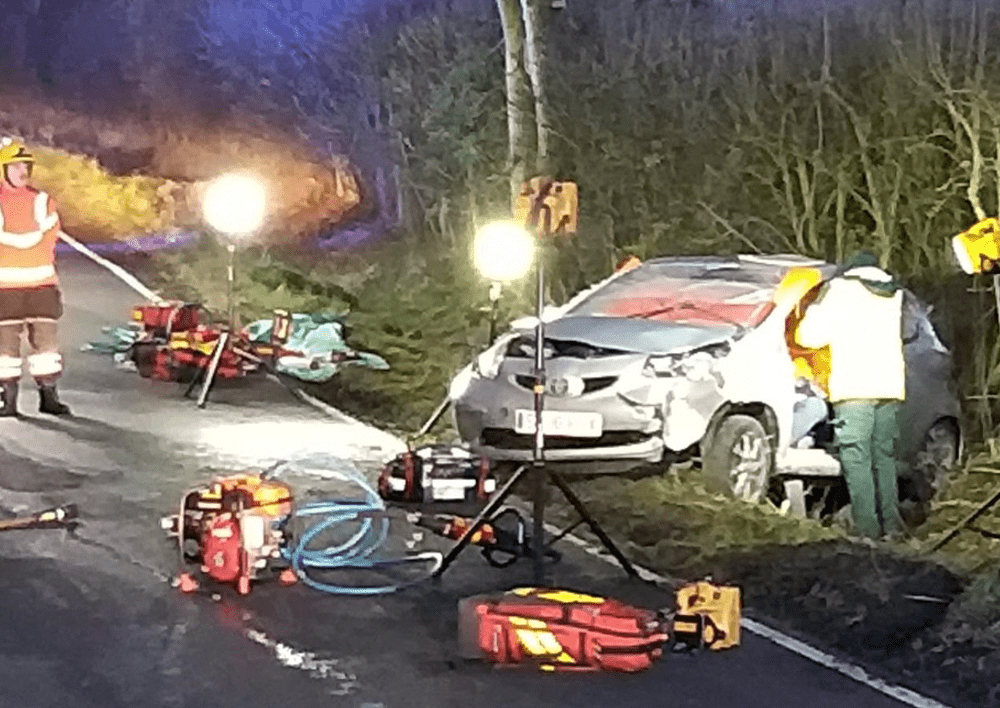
449,254,961,519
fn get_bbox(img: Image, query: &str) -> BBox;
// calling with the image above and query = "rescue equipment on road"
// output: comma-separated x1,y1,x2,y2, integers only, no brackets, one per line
129,302,251,383
162,471,296,595
378,444,496,505
415,507,562,568
0,503,78,532
91,304,391,383
458,587,669,672
671,579,741,651
162,460,443,596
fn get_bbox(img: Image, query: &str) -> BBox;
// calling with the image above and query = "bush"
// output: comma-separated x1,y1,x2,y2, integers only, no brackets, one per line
32,146,172,241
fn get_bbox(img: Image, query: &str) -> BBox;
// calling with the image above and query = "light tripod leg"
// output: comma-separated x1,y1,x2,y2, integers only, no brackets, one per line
182,365,205,399
532,462,546,583
929,483,1000,552
196,331,229,409
548,469,639,578
433,464,529,578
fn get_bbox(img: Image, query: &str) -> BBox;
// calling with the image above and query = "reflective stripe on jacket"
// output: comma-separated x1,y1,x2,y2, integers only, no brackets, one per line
795,266,905,402
0,188,60,289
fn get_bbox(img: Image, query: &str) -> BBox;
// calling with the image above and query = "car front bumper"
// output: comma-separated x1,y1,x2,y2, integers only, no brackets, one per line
453,362,669,466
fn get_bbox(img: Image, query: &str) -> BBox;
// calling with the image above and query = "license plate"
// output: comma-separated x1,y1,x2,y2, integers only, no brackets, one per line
431,480,470,501
514,409,603,438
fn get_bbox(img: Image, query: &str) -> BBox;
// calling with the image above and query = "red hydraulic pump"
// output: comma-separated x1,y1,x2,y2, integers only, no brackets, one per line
162,471,297,595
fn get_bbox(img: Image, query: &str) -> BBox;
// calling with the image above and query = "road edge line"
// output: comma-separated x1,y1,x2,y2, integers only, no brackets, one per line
59,231,166,305
543,521,955,708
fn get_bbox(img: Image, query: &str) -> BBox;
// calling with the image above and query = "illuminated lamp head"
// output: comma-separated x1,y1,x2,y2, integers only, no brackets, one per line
952,217,1000,275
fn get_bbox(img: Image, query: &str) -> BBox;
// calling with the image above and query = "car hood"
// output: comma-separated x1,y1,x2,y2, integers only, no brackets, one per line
523,315,737,356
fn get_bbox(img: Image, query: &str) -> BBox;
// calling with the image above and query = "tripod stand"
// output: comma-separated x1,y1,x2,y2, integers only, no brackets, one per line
432,178,637,584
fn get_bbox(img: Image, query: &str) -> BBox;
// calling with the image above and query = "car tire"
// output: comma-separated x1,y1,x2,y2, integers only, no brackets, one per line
900,420,959,527
703,414,774,503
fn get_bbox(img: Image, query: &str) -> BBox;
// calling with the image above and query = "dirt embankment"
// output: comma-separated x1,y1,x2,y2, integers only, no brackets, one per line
562,471,1000,708
0,93,362,243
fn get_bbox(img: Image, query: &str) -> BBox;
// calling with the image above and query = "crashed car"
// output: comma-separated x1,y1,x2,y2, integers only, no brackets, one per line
448,254,961,520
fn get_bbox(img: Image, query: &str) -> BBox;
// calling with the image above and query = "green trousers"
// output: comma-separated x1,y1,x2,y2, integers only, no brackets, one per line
832,400,904,540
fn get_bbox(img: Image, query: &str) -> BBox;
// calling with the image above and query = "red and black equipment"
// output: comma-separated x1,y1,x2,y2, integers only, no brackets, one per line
129,302,251,383
458,587,669,672
415,507,561,568
161,472,296,595
378,445,497,506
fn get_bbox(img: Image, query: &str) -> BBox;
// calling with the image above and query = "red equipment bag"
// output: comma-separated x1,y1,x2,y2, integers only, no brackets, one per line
458,587,669,672
132,302,201,337
147,346,243,382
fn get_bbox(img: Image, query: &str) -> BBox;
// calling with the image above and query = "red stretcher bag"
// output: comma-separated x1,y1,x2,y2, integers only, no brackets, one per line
458,587,669,672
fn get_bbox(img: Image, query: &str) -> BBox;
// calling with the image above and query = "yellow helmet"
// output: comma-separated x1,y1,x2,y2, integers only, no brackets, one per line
0,138,35,168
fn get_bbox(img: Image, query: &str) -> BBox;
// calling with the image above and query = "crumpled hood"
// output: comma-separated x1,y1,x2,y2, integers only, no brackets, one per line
521,315,736,356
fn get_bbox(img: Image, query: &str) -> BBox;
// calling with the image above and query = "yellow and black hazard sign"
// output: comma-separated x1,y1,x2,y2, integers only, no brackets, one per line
514,177,578,235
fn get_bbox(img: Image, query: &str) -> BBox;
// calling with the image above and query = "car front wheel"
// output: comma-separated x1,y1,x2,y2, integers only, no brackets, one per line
703,414,774,503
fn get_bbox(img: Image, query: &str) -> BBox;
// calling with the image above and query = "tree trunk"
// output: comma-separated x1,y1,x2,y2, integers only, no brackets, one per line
520,0,555,176
496,0,535,211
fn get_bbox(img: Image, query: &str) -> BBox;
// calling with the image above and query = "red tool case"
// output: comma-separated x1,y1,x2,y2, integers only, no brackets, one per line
458,587,669,672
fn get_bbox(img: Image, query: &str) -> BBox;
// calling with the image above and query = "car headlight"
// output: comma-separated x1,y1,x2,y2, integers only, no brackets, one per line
643,342,731,379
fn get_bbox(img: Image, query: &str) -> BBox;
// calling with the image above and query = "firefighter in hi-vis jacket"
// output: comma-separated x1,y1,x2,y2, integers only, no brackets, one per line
0,138,71,417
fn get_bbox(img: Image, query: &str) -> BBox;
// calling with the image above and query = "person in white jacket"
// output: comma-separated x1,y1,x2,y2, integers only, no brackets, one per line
796,251,905,540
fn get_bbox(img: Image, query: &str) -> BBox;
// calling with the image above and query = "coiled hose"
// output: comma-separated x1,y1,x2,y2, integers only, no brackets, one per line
271,457,442,596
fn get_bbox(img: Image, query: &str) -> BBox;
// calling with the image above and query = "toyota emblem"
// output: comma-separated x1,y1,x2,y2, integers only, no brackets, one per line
548,377,569,396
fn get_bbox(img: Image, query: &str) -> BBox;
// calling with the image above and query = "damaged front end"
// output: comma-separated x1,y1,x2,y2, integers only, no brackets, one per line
639,341,732,452
450,316,739,471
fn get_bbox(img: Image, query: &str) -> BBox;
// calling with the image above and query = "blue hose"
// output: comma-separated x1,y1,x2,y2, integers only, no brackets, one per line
274,460,442,596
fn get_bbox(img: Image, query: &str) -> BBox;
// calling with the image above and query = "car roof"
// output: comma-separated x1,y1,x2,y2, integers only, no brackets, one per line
560,254,837,327
636,254,835,283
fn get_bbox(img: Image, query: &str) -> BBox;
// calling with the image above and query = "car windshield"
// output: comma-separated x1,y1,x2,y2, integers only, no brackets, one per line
563,258,783,329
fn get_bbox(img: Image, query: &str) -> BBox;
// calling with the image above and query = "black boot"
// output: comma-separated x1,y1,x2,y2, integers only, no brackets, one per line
0,380,17,417
38,382,70,416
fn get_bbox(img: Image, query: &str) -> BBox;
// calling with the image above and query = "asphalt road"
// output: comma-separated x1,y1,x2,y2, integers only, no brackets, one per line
0,253,938,708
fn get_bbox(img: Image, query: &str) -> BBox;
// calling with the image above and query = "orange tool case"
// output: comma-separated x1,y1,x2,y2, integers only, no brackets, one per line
671,580,741,650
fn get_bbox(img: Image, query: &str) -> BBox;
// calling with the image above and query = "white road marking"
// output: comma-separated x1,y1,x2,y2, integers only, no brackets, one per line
247,628,360,695
547,520,956,708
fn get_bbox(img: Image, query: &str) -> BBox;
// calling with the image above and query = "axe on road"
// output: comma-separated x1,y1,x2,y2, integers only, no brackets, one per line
0,504,79,532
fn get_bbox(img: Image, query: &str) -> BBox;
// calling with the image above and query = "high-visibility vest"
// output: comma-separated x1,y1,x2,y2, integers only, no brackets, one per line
0,187,60,289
